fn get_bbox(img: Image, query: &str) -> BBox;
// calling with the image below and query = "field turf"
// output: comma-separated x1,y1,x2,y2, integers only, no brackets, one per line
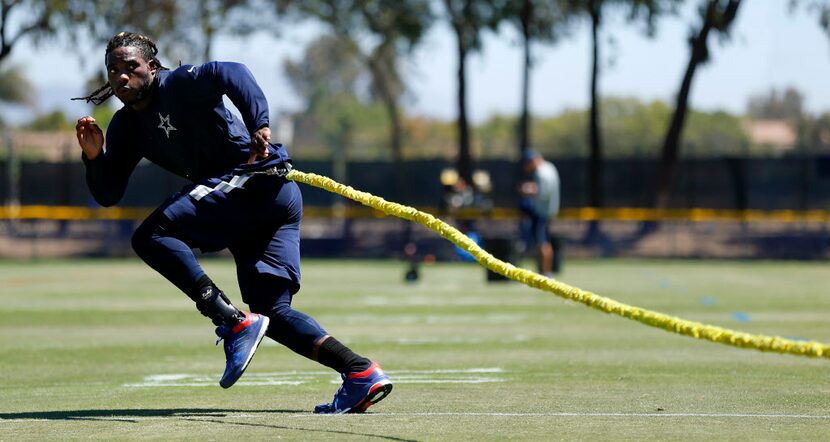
1,258,829,440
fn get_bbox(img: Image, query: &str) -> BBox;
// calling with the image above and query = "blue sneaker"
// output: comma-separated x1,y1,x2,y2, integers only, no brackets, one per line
314,362,393,414
214,311,270,389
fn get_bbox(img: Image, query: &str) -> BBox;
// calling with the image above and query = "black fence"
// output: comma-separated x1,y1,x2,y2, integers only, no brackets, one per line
3,156,830,211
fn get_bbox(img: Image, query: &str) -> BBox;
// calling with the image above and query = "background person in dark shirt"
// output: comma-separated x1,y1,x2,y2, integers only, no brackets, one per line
74,32,391,414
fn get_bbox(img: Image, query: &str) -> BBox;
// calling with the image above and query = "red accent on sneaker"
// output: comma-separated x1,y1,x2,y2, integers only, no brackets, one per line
355,381,392,412
347,362,380,379
231,312,253,334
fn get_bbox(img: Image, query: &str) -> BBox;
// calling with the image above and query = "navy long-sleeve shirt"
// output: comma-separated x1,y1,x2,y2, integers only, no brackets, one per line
83,61,290,207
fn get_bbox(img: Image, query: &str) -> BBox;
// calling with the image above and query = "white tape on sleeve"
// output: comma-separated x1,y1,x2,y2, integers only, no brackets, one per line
189,174,252,201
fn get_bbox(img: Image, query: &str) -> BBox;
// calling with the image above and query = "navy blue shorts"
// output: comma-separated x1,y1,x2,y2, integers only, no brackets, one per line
521,213,551,247
158,172,303,295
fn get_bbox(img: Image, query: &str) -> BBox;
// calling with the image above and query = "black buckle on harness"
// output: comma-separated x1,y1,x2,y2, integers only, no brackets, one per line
263,162,293,177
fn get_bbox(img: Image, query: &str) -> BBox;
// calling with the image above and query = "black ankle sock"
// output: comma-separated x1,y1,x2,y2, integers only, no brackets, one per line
315,336,372,374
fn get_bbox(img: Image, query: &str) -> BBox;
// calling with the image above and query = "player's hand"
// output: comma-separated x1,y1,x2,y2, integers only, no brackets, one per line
249,126,271,164
75,116,104,160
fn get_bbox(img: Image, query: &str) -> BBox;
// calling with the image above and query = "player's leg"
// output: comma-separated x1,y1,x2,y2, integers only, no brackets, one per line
240,272,392,414
131,189,269,388
236,177,392,413
241,273,366,370
536,216,555,276
131,208,247,326
538,241,554,276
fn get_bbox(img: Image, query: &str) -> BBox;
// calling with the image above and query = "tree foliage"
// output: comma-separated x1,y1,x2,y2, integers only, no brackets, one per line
275,0,433,162
284,34,364,108
23,109,73,131
0,65,33,105
0,0,95,63
286,96,749,161
283,34,391,160
81,0,267,64
521,97,747,159
796,112,830,153
789,0,830,42
746,87,805,120
8,0,830,165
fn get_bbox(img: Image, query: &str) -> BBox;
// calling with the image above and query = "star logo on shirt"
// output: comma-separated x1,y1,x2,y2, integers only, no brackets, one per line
158,113,177,138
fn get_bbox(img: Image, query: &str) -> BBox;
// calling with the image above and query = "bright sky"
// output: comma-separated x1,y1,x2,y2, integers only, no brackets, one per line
5,0,830,124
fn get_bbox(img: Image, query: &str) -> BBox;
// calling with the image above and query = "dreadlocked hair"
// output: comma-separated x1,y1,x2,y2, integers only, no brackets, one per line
72,31,169,105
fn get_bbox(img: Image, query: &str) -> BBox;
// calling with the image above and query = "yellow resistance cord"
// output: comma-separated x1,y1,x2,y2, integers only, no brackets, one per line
286,169,829,359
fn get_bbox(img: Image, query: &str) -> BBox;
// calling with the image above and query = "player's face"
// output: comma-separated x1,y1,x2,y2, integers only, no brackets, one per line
106,46,157,109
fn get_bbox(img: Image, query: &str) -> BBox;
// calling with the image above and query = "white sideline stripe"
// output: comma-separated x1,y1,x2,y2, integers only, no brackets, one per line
143,368,502,379
123,368,506,388
5,412,830,422
124,379,502,387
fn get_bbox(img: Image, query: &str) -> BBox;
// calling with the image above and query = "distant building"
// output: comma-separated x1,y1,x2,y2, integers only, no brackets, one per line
741,119,797,152
5,130,77,162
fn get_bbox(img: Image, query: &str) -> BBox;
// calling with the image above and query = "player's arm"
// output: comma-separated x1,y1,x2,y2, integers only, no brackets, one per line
184,62,271,163
75,116,141,207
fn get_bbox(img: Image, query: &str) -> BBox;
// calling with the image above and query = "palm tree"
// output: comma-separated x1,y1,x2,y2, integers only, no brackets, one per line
443,0,501,184
654,0,741,208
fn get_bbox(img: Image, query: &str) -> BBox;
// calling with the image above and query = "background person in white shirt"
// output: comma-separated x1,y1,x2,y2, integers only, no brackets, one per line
519,149,561,276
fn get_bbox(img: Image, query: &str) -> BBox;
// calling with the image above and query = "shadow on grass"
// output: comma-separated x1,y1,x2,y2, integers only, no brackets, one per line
0,408,417,441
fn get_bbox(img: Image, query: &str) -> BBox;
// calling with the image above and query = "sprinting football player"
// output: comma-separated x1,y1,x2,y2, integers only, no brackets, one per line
73,31,391,413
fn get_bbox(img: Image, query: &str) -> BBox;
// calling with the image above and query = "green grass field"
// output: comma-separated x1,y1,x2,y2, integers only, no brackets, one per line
1,257,829,440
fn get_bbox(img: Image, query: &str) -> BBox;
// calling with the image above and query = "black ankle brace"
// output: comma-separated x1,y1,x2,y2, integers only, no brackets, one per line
195,285,244,327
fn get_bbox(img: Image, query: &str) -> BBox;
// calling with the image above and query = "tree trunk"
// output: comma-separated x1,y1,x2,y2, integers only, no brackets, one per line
455,34,472,184
199,1,213,63
386,100,403,162
373,58,406,200
517,0,532,155
655,0,741,208
588,3,603,209
367,53,403,163
202,34,213,63
654,30,711,208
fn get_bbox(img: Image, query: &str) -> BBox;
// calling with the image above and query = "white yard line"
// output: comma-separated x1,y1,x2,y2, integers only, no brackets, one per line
123,368,506,388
